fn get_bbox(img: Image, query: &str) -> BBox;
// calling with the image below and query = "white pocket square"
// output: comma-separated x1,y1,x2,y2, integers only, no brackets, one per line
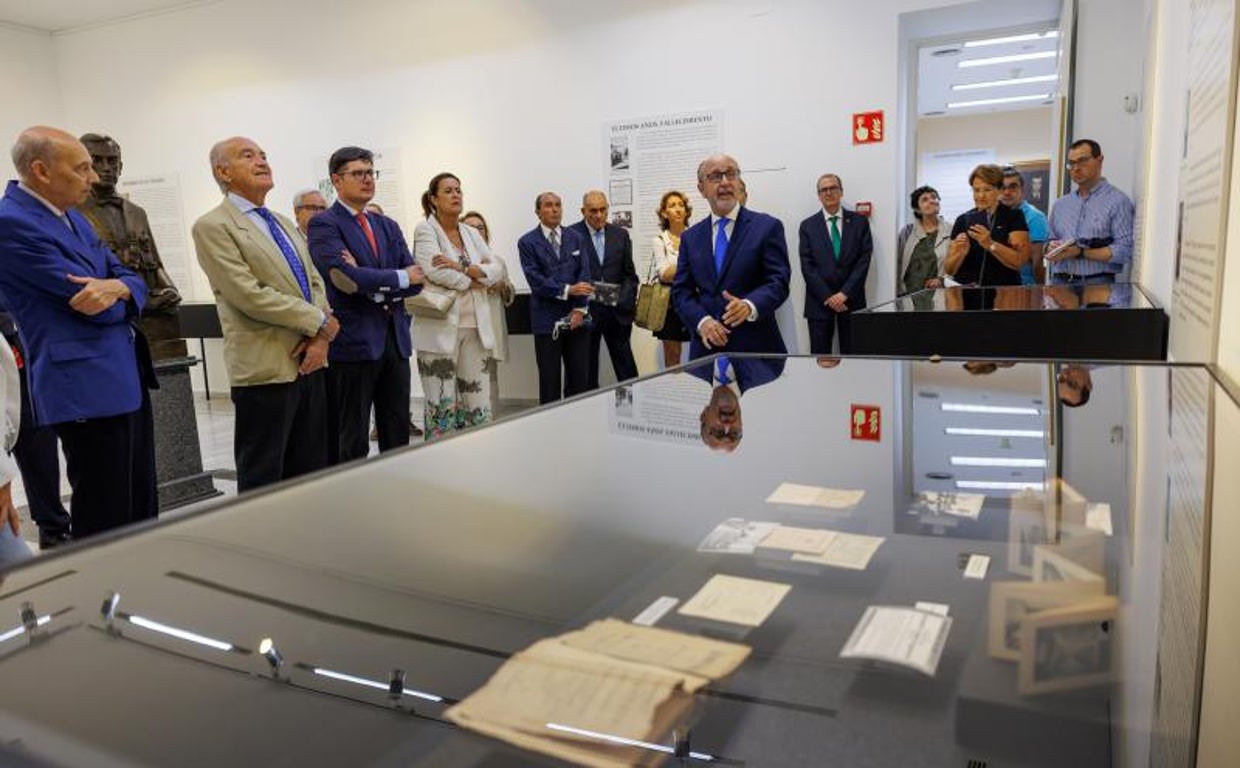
571,249,581,256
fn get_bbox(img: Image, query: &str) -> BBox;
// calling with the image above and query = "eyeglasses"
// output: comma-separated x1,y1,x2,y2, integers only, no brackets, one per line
1065,157,1095,169
703,169,740,183
818,185,842,194
338,169,380,181
296,204,328,212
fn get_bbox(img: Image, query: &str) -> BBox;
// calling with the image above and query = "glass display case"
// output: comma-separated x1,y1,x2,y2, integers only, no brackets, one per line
852,284,1168,360
0,355,1220,767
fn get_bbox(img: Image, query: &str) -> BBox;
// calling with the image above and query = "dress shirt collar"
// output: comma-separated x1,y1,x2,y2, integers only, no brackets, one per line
17,182,67,218
540,223,562,241
226,190,264,215
710,205,739,232
1072,177,1112,199
822,205,845,223
337,199,364,217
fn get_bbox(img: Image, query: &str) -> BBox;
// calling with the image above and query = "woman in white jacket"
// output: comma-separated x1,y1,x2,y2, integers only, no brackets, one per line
0,340,31,565
412,173,508,439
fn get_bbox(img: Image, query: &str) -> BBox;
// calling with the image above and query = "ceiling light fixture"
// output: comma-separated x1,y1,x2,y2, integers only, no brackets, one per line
945,427,1045,438
948,93,1052,109
958,51,1057,68
546,723,715,762
312,667,443,703
128,615,234,652
950,456,1047,468
963,31,1059,48
941,403,1041,415
952,74,1058,91
956,480,1045,491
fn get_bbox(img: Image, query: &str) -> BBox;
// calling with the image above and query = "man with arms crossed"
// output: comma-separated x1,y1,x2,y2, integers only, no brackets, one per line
0,126,157,538
193,137,337,492
798,173,872,354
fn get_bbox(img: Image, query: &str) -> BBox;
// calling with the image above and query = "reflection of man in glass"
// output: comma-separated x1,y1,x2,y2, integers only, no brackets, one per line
1057,364,1093,407
689,356,785,452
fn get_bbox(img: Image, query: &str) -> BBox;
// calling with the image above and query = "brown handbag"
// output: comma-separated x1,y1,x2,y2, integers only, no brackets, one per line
634,251,671,331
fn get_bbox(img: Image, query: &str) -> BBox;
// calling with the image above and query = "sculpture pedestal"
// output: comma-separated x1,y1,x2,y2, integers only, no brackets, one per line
151,356,220,510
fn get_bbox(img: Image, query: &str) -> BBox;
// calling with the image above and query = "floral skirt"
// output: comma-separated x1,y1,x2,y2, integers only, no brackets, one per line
417,328,495,440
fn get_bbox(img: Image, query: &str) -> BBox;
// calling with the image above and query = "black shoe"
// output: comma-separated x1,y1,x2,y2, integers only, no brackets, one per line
409,419,424,437
38,530,72,550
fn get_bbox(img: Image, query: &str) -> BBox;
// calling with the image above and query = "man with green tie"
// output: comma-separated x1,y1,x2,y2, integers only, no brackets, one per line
798,173,873,354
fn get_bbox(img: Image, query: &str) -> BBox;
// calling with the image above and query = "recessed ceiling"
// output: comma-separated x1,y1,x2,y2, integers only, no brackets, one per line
918,27,1060,117
0,0,213,34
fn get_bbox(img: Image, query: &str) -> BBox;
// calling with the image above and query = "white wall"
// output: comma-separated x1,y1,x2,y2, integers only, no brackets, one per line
0,24,61,151
917,107,1054,168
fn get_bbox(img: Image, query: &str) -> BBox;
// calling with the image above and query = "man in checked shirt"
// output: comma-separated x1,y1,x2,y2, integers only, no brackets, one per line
1045,139,1135,285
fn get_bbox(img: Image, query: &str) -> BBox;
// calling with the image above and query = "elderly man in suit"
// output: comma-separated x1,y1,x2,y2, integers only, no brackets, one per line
517,192,593,404
0,126,158,539
307,146,424,461
799,173,873,354
193,136,338,492
671,154,790,366
568,190,638,388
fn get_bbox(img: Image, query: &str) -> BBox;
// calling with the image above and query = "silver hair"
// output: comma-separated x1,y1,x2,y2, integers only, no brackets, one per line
10,130,56,181
292,188,323,210
581,189,607,205
208,137,244,194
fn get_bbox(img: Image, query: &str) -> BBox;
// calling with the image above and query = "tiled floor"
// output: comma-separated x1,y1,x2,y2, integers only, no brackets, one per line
12,393,536,553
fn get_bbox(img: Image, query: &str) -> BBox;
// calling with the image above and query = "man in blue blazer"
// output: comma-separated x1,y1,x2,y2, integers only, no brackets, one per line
568,190,638,388
517,192,593,404
671,154,790,359
308,146,424,462
0,126,157,539
799,173,873,354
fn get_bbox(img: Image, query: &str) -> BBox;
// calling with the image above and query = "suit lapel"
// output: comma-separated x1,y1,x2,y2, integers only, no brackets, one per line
7,186,99,274
334,203,377,266
223,200,302,296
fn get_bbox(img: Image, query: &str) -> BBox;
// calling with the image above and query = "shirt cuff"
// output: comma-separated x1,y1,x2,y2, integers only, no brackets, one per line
561,284,571,301
696,316,711,333
396,269,410,289
744,299,758,321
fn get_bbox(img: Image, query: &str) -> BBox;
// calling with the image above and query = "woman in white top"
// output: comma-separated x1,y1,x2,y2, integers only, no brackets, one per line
412,173,508,439
649,190,693,367
0,340,30,566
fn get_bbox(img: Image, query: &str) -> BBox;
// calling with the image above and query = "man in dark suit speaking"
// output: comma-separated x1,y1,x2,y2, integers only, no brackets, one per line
798,173,872,354
0,126,158,539
671,154,790,359
568,190,638,388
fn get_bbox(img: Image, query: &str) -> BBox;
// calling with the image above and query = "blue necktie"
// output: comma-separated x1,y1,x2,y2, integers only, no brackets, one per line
715,355,732,385
253,207,312,301
594,230,605,265
714,218,729,274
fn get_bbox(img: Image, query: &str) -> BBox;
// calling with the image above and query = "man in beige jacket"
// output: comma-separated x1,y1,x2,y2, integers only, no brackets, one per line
193,137,338,492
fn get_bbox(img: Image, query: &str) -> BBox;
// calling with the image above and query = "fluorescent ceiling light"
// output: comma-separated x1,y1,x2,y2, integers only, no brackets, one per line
956,480,1045,490
948,94,1052,109
941,403,1040,415
953,74,1058,91
128,615,234,652
951,456,1047,467
0,615,50,644
958,51,1057,68
313,667,444,703
963,31,1059,48
945,427,1045,438
546,723,714,762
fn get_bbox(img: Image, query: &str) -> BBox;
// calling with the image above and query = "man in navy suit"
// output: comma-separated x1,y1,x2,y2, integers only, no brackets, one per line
671,154,790,360
568,190,638,388
517,192,593,404
799,173,872,354
0,126,157,539
308,146,424,462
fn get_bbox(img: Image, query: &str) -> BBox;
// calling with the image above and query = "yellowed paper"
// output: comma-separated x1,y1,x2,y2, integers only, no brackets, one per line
758,525,838,554
677,574,791,627
561,619,750,682
791,532,885,570
767,482,865,509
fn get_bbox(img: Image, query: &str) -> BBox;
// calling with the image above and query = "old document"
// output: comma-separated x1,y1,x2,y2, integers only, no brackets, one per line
840,605,954,676
561,619,750,681
757,524,838,554
678,574,791,627
767,482,865,509
791,531,886,570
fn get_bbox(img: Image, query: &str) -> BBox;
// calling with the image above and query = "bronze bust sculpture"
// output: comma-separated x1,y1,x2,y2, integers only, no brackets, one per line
76,133,185,358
